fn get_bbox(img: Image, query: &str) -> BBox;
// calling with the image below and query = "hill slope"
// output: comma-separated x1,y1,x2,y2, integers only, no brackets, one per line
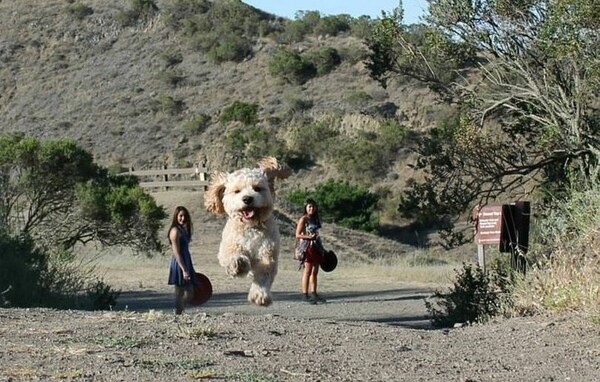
0,0,452,246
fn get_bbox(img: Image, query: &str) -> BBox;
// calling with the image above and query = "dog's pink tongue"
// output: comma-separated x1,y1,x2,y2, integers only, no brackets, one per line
242,209,255,219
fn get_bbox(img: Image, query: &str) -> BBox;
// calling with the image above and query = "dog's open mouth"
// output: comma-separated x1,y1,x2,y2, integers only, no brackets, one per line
240,208,256,220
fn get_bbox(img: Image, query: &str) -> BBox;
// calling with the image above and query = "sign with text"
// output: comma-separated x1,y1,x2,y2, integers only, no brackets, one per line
476,205,503,245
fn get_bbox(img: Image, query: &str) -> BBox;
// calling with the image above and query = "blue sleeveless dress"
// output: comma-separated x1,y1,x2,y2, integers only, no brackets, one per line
167,226,196,286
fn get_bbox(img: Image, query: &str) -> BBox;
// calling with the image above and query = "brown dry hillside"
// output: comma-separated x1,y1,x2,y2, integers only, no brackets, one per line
0,1,442,164
0,0,454,242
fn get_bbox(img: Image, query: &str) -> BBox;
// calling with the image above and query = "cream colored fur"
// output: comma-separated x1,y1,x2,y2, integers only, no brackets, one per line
204,157,291,306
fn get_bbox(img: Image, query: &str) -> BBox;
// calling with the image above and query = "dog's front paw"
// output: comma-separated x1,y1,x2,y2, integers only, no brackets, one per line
248,283,272,306
226,255,251,278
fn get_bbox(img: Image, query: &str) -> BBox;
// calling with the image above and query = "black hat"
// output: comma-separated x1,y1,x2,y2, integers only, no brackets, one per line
320,250,338,272
189,273,213,306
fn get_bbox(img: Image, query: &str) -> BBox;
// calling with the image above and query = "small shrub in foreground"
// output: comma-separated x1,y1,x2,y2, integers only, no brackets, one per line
425,262,509,327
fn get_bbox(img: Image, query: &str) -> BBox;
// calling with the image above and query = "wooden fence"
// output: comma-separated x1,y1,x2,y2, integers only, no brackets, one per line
120,164,209,190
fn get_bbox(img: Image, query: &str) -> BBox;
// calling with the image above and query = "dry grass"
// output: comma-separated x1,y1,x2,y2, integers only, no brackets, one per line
511,185,600,317
513,245,600,316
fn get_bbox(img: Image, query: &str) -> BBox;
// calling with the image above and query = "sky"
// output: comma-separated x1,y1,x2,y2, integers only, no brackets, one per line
242,0,428,24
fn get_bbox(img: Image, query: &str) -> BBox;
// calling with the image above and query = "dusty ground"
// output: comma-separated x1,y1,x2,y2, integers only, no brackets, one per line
1,192,598,381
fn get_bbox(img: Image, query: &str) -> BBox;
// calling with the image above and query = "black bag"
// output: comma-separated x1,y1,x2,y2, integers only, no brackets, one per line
320,250,338,272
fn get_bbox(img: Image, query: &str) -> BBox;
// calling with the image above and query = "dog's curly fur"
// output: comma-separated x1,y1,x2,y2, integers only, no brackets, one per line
204,157,291,306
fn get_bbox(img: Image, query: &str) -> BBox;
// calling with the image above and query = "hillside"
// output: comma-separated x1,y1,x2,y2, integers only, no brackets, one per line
0,0,453,242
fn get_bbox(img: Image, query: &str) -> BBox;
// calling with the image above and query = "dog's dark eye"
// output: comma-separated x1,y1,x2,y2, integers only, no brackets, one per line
233,189,241,194
253,186,262,192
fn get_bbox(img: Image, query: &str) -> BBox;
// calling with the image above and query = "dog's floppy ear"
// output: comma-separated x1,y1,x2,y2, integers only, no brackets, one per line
257,157,292,193
204,171,227,216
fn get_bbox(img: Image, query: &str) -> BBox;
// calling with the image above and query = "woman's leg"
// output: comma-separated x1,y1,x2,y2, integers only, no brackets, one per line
174,286,185,314
183,285,194,304
301,262,313,295
310,266,326,302
309,265,319,294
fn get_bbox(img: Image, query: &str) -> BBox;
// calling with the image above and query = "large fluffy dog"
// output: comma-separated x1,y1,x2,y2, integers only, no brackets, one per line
204,157,291,306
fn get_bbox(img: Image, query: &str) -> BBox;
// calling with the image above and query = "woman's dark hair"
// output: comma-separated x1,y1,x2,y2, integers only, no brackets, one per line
168,206,193,241
303,198,321,228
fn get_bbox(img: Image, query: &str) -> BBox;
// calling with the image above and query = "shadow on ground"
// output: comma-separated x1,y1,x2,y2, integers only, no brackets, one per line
117,287,434,329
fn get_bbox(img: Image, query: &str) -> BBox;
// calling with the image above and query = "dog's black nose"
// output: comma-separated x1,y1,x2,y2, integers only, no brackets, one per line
242,196,254,205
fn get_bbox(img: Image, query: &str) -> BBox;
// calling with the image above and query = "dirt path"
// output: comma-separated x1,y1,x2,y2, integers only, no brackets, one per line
116,269,434,329
0,191,598,381
105,190,436,328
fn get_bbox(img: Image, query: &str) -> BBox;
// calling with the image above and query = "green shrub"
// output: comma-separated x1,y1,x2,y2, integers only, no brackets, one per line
314,15,351,36
276,19,310,43
220,101,258,126
268,49,317,85
332,122,408,184
87,279,121,310
183,114,211,135
350,16,373,39
224,126,289,164
512,180,600,314
162,0,211,28
0,133,166,255
0,234,46,307
296,10,320,30
338,45,368,65
346,91,372,106
425,263,507,327
166,0,276,53
333,136,389,183
0,234,120,310
244,127,288,162
285,97,314,114
206,35,253,63
225,129,247,151
304,47,342,76
286,178,380,232
289,120,339,159
131,0,158,16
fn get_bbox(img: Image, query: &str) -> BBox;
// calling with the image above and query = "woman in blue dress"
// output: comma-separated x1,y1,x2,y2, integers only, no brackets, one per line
167,206,197,314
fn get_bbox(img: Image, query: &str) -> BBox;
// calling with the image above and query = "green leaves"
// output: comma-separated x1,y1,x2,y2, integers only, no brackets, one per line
287,179,380,232
220,101,259,126
0,133,165,254
365,0,600,227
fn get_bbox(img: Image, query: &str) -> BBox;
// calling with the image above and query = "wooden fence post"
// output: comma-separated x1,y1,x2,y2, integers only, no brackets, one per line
163,164,169,191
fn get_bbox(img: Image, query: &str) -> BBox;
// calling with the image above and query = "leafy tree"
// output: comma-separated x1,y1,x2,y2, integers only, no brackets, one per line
314,14,352,36
277,19,311,43
366,1,600,224
0,133,166,254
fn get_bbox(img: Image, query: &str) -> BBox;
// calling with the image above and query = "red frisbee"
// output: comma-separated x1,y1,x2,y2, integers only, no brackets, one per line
189,273,213,306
